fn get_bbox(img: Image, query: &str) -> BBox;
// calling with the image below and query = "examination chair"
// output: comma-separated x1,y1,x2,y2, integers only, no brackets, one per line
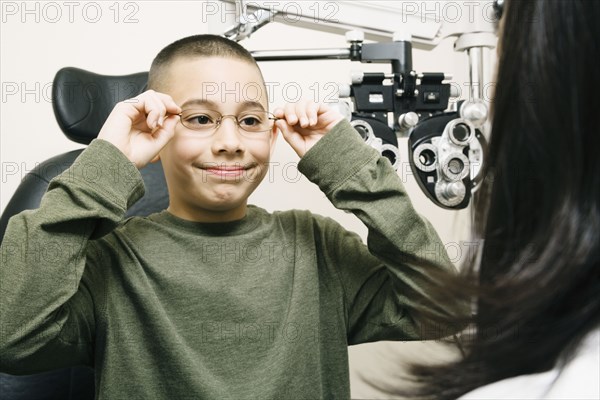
0,67,167,399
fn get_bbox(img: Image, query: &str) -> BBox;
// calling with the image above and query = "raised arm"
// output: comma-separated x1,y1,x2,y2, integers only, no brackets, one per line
0,90,179,374
277,101,466,343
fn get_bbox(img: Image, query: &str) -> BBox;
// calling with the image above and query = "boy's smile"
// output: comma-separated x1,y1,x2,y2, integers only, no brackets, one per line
199,163,252,179
158,57,277,223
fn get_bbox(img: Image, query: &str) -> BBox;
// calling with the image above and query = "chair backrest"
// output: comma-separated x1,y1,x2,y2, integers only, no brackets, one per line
0,67,167,400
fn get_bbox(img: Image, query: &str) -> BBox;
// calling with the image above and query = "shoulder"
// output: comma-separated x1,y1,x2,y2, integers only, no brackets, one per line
267,207,362,250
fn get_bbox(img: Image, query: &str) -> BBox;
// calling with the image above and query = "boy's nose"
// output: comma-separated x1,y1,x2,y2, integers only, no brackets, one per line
211,117,244,154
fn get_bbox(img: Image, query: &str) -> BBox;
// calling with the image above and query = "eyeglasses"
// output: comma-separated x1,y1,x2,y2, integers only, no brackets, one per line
178,109,279,138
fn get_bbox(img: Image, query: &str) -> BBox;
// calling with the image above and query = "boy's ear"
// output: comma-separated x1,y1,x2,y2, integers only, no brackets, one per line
269,123,279,155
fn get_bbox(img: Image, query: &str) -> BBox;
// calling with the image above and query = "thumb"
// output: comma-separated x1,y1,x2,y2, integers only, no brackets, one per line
152,114,178,149
276,119,296,142
276,119,305,157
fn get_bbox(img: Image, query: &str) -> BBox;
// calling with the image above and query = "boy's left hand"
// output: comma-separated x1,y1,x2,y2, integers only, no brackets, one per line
274,100,345,158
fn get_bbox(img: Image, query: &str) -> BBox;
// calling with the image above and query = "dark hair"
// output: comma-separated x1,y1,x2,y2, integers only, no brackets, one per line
147,34,264,92
395,0,600,398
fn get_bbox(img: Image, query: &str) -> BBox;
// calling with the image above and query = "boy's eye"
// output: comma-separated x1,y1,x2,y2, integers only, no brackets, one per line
239,115,262,127
238,112,269,130
186,114,215,127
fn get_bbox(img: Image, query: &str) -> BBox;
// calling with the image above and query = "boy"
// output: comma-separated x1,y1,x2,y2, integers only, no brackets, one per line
0,35,457,399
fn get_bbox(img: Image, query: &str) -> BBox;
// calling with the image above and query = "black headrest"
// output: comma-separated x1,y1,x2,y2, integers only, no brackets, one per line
52,67,148,144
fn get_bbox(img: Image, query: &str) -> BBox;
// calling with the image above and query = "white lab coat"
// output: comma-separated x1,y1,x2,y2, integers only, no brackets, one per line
461,329,600,399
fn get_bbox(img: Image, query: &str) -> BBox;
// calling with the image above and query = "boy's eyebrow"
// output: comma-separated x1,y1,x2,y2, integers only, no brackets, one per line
180,98,266,111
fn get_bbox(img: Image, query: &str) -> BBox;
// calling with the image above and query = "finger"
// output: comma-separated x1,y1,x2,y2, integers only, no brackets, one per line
295,100,310,128
273,107,285,119
156,92,182,115
284,103,299,125
275,119,294,140
161,113,179,133
144,94,167,129
125,90,166,129
131,90,167,129
320,102,345,126
276,119,307,158
124,91,162,130
151,114,178,148
308,102,320,126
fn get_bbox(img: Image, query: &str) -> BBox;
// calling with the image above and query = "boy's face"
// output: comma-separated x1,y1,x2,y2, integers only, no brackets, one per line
158,56,278,222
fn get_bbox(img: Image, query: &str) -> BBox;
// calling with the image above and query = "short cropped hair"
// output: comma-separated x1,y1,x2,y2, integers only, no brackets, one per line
148,34,264,92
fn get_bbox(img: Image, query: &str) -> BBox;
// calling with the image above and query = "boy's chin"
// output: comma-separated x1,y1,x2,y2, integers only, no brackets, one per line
195,193,249,212
202,201,246,212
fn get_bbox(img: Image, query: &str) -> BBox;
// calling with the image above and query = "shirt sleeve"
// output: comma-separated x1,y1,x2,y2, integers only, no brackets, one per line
298,119,466,344
0,139,144,374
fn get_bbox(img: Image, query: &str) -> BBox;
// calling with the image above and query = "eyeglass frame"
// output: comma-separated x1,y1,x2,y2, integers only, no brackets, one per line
176,108,280,136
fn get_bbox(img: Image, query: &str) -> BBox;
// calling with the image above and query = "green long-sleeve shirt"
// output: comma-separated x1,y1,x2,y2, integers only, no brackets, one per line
1,120,456,399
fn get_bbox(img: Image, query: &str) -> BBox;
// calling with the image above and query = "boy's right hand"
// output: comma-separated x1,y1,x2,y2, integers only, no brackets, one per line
97,90,181,169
